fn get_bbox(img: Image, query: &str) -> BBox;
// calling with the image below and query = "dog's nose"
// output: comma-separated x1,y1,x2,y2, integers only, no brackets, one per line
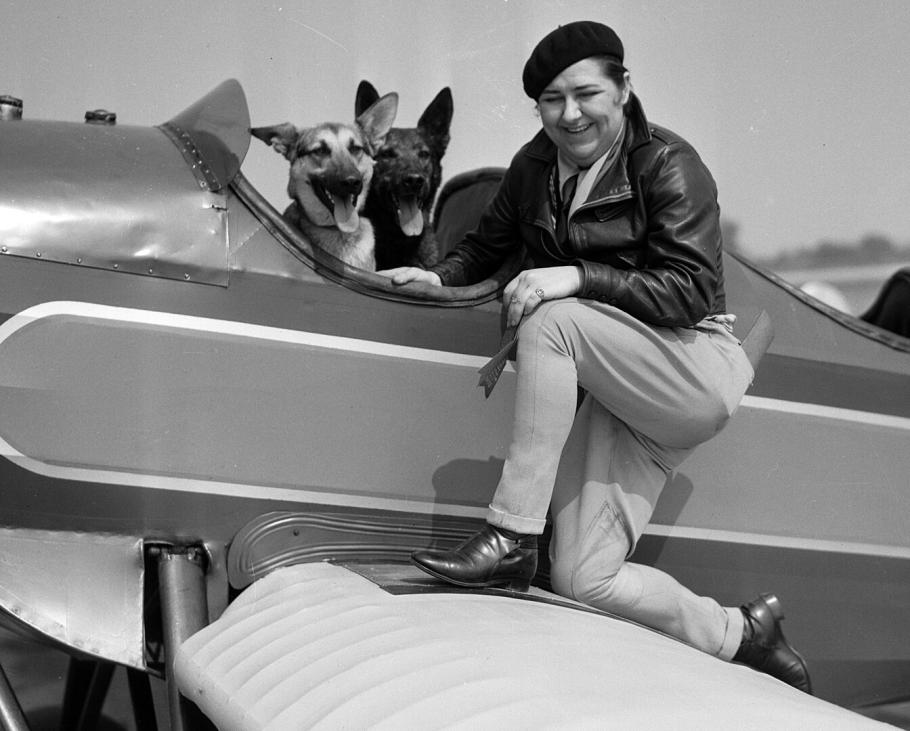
402,174,424,194
339,176,363,196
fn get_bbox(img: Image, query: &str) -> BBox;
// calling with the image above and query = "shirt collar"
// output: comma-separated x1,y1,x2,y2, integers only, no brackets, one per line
557,119,627,215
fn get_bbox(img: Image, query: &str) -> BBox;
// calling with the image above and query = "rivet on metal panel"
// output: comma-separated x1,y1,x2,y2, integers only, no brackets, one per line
35,252,41,258
76,257,83,264
113,263,119,269
148,268,154,274
1,247,7,253
184,274,190,280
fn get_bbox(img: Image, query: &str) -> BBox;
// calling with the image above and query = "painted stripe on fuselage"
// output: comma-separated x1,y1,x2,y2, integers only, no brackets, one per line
2,301,908,429
644,523,910,560
1,301,908,558
743,394,910,430
0,300,502,370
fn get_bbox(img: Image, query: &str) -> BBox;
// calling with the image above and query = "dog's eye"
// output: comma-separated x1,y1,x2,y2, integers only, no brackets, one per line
349,144,365,156
303,144,330,158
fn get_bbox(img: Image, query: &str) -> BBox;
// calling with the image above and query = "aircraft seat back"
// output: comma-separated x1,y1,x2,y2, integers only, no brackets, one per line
432,166,505,256
861,266,910,339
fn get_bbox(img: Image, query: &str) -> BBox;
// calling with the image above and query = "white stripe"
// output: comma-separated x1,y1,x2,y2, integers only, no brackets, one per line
1,300,908,547
0,447,490,519
5,444,907,561
643,523,910,561
4,301,906,430
0,300,501,517
0,300,509,372
3,442,907,561
741,394,910,430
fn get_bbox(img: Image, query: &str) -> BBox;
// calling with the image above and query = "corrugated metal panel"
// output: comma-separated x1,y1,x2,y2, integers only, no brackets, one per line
175,562,884,730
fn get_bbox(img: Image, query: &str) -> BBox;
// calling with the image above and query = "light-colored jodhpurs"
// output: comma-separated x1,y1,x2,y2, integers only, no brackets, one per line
486,299,755,660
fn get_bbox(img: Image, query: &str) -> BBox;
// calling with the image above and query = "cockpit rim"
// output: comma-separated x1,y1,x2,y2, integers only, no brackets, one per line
230,170,524,308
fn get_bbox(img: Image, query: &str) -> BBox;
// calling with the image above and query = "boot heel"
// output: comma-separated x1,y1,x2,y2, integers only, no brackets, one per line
760,593,785,621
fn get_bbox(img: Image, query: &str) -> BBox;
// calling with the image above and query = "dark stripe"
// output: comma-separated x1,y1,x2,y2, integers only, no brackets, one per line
750,353,910,419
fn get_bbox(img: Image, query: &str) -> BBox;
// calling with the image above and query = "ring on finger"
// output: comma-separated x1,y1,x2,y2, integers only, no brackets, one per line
535,288,545,299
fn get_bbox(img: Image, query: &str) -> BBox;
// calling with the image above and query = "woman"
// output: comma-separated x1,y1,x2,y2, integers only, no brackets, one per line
378,20,811,693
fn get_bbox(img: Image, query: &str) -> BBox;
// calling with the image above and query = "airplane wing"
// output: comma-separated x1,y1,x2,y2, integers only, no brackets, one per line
174,562,888,730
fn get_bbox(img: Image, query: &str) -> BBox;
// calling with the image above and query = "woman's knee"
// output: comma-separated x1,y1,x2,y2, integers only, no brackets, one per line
550,497,636,601
549,537,629,606
551,552,650,612
549,557,582,602
550,554,619,606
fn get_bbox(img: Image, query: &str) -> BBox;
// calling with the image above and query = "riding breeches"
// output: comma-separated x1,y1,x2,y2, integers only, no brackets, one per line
486,299,754,658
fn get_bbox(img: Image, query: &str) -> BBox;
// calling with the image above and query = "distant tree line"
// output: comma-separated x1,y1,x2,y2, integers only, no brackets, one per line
721,220,910,269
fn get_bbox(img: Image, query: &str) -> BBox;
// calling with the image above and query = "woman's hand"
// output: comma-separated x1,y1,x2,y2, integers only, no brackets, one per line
375,267,442,287
503,265,582,327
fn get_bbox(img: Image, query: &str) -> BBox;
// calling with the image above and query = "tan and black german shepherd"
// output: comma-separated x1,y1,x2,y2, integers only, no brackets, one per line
354,81,453,270
251,93,398,270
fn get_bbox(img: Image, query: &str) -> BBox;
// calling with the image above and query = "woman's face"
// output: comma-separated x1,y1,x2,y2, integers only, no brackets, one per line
537,57,630,168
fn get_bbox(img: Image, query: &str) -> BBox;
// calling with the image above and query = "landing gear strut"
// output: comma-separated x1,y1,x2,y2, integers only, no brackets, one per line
151,544,212,731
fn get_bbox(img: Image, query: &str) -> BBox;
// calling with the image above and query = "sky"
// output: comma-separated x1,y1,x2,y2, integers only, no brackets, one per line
3,0,910,258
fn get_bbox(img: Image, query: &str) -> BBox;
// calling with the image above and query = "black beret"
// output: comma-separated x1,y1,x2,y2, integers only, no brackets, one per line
522,21,624,100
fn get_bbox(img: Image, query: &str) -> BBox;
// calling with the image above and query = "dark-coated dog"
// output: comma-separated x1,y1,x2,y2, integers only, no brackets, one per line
354,81,453,270
251,93,399,270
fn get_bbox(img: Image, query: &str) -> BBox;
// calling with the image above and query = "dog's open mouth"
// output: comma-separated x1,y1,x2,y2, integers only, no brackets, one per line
315,185,360,233
395,195,425,236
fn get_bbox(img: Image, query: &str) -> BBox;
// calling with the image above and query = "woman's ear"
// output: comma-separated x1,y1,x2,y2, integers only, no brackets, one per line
620,72,632,104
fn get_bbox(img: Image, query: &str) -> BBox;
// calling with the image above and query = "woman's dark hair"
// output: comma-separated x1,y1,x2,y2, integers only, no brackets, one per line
591,55,632,112
594,55,629,89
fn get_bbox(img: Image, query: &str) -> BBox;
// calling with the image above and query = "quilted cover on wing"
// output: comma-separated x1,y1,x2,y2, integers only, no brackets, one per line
174,562,884,730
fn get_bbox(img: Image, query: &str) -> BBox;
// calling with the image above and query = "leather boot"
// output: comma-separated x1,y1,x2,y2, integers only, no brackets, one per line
411,524,538,591
733,593,812,694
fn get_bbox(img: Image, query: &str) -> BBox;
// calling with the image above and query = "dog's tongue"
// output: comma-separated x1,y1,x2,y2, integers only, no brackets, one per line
333,197,359,233
397,197,424,236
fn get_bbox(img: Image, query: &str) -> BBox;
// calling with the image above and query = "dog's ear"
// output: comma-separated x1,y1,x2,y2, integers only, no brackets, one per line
355,80,380,118
251,124,299,161
417,87,454,157
356,92,399,156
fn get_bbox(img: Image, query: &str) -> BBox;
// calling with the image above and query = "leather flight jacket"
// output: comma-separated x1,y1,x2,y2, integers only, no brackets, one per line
430,94,727,328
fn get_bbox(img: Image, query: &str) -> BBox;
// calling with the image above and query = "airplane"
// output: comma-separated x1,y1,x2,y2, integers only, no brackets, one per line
0,78,907,729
